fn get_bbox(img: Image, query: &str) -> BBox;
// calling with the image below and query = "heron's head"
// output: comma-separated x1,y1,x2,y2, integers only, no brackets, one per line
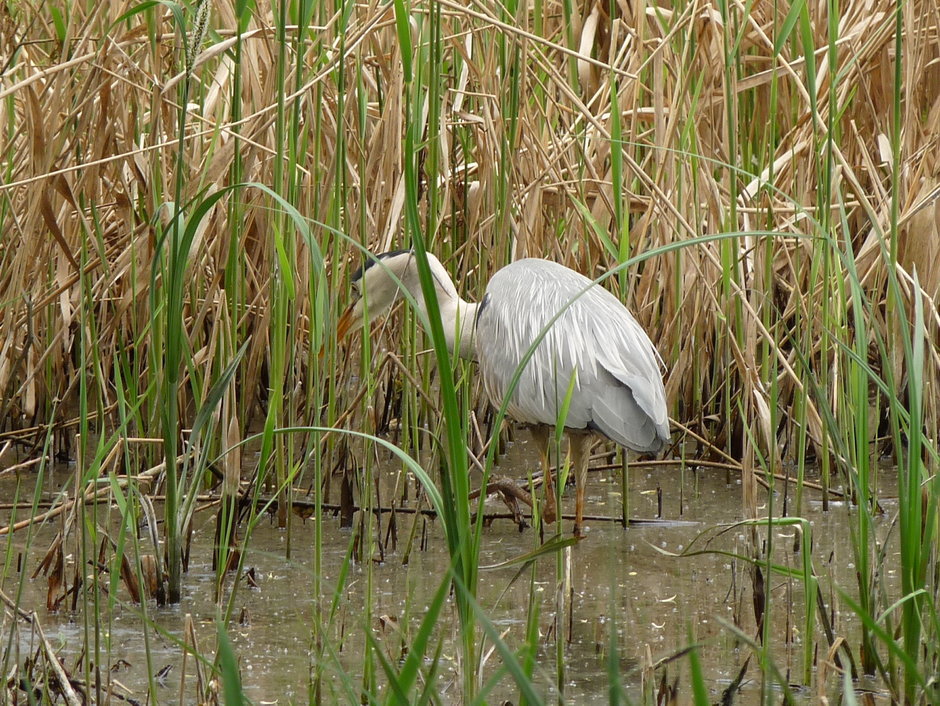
336,249,416,341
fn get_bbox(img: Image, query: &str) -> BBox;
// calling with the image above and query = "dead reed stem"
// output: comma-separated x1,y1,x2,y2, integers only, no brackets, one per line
0,0,937,558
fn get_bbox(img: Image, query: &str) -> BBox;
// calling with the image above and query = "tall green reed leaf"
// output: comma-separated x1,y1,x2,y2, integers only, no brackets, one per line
137,0,189,605
396,7,477,692
217,622,246,705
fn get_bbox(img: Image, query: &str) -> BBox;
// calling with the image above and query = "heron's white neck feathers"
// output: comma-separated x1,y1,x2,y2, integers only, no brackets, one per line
439,296,478,360
399,253,478,360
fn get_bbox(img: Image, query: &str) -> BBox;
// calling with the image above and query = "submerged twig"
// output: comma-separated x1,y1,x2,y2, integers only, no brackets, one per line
281,494,683,527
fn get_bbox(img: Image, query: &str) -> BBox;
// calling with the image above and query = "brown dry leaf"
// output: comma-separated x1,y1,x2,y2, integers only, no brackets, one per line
119,553,142,604
140,554,161,599
46,542,65,612
578,6,600,95
900,177,940,299
39,192,79,271
223,414,241,497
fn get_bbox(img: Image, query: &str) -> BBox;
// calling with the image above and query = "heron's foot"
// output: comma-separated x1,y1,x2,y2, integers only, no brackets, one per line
501,492,528,531
572,522,586,539
542,502,557,524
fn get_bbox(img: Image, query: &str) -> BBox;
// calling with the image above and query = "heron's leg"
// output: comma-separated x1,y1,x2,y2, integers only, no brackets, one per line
570,433,592,538
531,426,557,524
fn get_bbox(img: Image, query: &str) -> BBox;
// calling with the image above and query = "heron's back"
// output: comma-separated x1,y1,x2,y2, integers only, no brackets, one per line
474,259,669,453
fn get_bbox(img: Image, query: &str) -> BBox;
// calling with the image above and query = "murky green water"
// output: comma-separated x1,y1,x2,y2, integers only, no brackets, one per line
0,435,897,703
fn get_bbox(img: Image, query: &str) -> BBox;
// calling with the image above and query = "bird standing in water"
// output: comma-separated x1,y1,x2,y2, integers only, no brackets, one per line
337,250,669,537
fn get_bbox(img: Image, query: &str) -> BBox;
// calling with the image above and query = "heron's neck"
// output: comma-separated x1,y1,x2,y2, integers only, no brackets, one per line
439,296,478,360
406,261,477,360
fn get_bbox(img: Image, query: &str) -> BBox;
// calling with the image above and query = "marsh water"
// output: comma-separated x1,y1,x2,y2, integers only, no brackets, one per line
0,434,896,704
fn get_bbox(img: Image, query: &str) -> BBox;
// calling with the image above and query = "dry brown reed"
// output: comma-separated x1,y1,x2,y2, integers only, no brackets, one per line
0,0,937,472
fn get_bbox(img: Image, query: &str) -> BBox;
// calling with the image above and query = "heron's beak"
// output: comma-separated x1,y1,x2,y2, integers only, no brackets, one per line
336,303,357,342
319,304,358,360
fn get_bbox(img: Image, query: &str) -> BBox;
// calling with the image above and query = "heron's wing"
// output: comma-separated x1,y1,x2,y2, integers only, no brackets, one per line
475,259,668,453
475,261,589,427
588,292,670,451
585,367,666,451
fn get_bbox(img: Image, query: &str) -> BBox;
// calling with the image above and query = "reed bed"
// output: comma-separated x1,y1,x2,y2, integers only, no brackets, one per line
0,0,938,702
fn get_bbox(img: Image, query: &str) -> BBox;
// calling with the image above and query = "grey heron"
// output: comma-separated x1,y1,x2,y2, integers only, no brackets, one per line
337,250,670,537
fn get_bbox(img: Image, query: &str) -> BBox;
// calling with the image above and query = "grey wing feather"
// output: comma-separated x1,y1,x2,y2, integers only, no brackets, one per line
475,259,669,453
